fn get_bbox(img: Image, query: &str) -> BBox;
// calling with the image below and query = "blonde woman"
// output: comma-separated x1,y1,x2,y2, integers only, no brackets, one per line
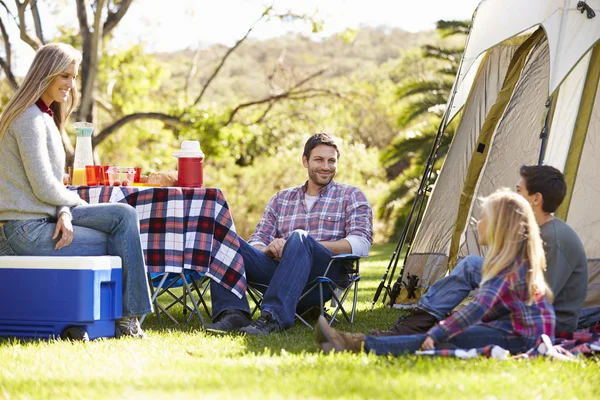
0,43,152,338
316,189,555,355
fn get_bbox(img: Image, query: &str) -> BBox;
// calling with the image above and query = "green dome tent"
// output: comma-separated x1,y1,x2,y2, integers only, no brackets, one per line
380,0,600,316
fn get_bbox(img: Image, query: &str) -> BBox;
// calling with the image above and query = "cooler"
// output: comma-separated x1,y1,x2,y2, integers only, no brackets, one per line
0,256,122,340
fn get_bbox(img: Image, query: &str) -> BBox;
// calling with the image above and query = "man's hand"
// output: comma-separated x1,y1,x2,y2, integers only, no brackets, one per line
263,238,286,260
421,336,435,350
53,212,74,250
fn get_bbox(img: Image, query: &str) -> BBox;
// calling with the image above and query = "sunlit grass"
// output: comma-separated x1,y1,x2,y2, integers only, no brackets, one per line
1,243,599,400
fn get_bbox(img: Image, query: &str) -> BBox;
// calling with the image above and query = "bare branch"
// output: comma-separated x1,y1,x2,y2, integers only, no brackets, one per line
189,8,273,108
0,16,11,65
184,47,203,100
0,57,18,89
15,0,42,49
29,0,44,44
225,68,327,125
93,112,184,146
252,101,275,125
103,0,132,37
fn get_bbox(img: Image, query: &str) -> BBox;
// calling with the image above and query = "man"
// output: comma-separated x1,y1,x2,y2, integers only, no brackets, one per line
371,164,588,337
205,133,373,335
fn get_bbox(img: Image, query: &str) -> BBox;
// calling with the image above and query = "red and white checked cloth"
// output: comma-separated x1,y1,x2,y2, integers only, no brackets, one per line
74,186,246,298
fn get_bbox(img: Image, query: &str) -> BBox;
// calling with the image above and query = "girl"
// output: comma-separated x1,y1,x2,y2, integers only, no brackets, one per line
316,189,555,355
0,43,152,338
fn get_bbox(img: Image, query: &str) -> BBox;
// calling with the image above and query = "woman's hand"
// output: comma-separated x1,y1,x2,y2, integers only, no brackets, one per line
421,336,435,350
53,212,74,250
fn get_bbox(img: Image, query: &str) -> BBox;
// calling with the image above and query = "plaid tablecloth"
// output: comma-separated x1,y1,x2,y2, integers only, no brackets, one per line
74,186,246,298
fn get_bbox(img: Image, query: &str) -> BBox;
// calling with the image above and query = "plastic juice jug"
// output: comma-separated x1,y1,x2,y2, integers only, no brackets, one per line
72,122,94,185
173,141,204,188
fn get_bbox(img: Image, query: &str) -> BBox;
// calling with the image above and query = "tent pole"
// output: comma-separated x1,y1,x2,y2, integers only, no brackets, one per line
371,11,478,309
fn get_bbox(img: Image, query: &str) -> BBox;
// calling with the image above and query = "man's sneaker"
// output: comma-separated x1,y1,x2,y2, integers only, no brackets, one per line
204,309,252,334
115,317,146,339
369,308,439,337
239,311,280,336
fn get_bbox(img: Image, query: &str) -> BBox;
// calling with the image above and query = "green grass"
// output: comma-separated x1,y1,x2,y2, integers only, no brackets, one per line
1,243,599,400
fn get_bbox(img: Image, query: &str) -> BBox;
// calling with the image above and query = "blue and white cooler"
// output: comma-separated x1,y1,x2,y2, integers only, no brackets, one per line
0,256,122,340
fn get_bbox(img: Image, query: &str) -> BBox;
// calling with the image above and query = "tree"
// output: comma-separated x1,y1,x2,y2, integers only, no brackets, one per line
0,1,329,165
378,20,469,239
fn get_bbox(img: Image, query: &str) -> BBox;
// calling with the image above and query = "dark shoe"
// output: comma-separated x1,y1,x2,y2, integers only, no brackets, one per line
115,317,146,339
239,311,280,336
315,315,365,354
369,308,438,337
205,309,252,334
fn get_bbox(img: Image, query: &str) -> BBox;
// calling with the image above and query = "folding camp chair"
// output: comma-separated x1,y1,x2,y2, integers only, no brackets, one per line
141,271,211,327
246,254,361,328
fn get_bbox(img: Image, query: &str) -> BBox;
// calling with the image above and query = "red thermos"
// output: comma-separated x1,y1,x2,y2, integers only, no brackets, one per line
173,141,205,188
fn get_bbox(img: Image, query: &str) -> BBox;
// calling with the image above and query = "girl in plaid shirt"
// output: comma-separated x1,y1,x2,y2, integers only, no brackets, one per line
316,189,556,355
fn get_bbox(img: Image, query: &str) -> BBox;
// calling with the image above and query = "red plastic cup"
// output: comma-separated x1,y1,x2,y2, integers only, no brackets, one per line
102,166,112,186
134,167,141,183
85,165,103,186
177,157,204,188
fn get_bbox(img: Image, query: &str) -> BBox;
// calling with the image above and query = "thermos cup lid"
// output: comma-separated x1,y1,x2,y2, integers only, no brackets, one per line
173,140,205,158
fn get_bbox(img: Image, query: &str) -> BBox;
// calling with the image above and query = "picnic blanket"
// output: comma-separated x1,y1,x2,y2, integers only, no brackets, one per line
415,324,600,361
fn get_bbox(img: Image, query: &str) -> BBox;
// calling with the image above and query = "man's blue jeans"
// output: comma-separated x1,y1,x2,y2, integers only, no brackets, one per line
364,324,531,355
0,203,153,317
417,255,484,321
210,229,346,329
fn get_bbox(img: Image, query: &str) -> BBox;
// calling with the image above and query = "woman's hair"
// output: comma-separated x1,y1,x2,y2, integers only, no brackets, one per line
0,43,82,141
480,189,553,303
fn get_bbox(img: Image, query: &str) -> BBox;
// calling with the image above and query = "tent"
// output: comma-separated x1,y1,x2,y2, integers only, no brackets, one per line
386,0,600,314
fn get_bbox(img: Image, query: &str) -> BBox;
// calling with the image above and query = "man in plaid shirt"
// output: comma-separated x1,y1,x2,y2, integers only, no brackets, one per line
206,133,373,335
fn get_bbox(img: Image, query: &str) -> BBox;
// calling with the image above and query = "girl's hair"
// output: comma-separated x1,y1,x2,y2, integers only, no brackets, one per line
0,43,82,142
480,189,553,303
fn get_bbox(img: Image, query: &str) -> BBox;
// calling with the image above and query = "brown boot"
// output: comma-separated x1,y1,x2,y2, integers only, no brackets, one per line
315,316,365,354
369,308,438,337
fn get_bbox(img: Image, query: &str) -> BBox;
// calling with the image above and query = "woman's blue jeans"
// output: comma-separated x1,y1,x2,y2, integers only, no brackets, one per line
210,229,346,329
364,325,531,355
0,203,153,317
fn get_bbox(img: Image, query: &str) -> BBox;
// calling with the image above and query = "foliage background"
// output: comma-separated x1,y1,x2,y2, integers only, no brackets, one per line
0,4,467,242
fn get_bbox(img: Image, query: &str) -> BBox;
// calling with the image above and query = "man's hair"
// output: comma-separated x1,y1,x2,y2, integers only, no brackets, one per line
519,165,566,213
303,133,340,160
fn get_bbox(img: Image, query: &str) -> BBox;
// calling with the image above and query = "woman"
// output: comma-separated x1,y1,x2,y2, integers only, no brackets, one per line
316,189,555,355
0,43,152,338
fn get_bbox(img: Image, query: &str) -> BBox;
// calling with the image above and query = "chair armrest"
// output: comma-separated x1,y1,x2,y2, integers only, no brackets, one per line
331,254,362,261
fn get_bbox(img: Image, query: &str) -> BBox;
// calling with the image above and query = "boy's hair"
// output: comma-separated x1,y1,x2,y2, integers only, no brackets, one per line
480,189,553,304
519,165,566,213
303,133,340,160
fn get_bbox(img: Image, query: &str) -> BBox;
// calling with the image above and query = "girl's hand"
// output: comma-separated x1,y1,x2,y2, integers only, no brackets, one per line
53,212,74,250
421,336,435,350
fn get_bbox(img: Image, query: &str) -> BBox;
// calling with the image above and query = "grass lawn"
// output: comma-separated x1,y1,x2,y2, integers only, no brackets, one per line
1,243,599,399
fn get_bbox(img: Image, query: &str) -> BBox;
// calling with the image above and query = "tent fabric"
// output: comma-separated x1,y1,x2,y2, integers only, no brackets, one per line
556,45,600,221
562,48,600,307
397,45,518,296
543,52,592,171
393,2,600,312
447,29,546,270
459,38,551,259
451,0,600,116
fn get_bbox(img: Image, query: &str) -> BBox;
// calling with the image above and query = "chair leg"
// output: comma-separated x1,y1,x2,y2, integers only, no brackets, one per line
141,273,170,326
181,274,205,326
351,280,359,323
